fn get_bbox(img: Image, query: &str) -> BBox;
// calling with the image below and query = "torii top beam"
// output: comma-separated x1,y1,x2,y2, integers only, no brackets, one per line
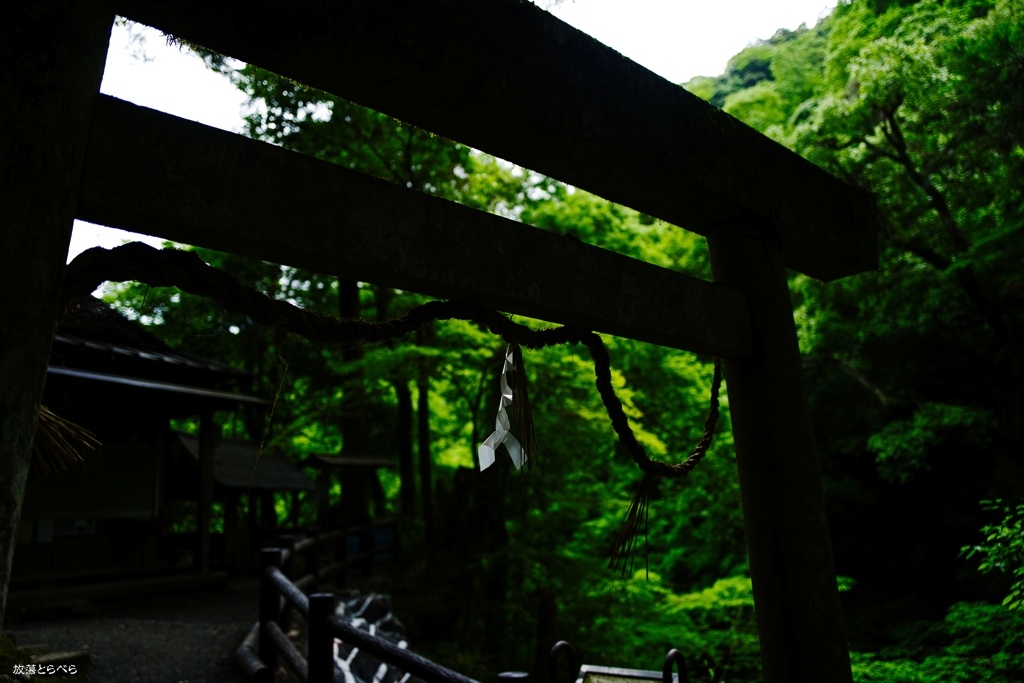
116,0,878,282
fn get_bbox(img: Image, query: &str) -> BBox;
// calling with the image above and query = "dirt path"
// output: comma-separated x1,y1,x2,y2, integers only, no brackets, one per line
6,581,260,683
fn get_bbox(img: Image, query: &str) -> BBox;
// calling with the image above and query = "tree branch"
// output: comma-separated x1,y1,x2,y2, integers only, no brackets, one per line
803,355,897,408
882,111,972,252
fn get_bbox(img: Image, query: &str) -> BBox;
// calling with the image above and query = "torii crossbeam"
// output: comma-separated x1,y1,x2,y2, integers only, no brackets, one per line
2,2,876,681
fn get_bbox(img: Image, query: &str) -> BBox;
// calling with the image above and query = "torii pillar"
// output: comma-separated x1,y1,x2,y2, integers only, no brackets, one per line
0,1,114,630
708,220,851,677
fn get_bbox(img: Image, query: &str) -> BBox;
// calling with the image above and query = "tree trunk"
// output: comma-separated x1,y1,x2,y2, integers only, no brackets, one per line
480,456,510,662
339,278,372,526
373,285,416,515
532,591,557,683
478,354,510,659
417,324,435,542
198,414,218,574
225,491,241,579
0,0,114,630
706,220,852,683
396,381,416,515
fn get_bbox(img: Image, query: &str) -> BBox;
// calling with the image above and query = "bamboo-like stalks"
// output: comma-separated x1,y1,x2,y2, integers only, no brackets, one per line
31,405,100,478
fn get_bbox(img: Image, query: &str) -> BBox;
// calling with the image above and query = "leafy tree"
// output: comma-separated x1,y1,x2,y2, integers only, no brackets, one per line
681,0,1023,661
962,500,1024,610
850,601,1024,682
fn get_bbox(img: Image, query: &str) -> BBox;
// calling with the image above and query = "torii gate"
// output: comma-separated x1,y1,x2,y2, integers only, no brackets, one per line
1,2,877,681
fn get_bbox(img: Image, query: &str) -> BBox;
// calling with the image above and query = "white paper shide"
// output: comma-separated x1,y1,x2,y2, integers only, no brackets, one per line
478,345,527,471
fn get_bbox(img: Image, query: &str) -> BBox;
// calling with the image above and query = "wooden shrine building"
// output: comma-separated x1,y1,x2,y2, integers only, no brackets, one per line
3,2,878,680
167,430,315,573
304,454,395,532
7,297,314,609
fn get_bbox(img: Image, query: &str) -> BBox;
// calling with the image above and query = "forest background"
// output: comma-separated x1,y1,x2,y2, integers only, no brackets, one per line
95,0,1024,681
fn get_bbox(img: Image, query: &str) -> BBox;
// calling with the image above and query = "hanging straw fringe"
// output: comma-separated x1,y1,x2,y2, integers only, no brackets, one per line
62,243,723,570
32,405,100,478
609,358,723,577
508,345,539,473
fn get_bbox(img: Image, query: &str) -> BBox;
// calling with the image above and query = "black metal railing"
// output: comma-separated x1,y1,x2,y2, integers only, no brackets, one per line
237,531,688,683
543,640,688,683
258,518,398,588
236,534,479,683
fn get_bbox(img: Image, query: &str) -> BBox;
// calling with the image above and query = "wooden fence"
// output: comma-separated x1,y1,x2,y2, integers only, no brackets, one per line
236,529,689,683
236,535,478,683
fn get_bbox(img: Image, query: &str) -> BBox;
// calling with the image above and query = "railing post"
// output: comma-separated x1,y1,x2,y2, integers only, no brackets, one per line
278,534,296,578
308,593,335,683
359,523,374,574
278,534,296,628
549,641,578,683
391,520,401,562
260,548,283,672
307,525,320,581
338,524,349,587
663,648,688,683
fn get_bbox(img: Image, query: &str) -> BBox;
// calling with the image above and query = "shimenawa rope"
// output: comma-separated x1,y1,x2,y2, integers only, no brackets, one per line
62,242,723,571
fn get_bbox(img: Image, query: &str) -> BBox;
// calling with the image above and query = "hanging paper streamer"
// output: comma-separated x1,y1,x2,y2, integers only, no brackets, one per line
478,345,526,471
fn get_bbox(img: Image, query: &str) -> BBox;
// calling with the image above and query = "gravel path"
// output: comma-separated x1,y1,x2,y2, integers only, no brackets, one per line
6,581,261,683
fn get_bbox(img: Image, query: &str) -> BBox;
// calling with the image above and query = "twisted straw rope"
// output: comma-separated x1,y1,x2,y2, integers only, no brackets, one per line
63,243,722,562
64,243,721,480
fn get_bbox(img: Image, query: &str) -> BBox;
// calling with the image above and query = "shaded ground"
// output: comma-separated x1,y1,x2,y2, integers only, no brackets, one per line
6,580,260,683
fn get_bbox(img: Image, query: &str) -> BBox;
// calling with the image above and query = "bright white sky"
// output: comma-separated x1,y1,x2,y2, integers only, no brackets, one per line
69,0,836,262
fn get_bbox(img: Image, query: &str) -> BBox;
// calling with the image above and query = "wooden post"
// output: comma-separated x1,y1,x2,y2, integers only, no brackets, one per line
0,0,114,630
532,591,557,683
197,413,218,574
359,524,374,575
289,490,300,529
278,534,296,579
706,221,852,683
316,470,330,530
278,534,296,629
306,525,320,580
261,491,277,530
308,593,335,683
338,524,349,588
248,492,260,560
259,548,283,671
225,490,240,579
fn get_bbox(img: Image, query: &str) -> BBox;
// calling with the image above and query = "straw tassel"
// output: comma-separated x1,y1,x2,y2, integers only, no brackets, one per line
31,405,100,478
609,471,658,578
508,344,538,473
608,358,723,578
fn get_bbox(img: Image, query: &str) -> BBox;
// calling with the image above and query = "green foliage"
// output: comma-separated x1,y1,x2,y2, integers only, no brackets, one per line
866,403,994,483
962,500,1024,610
519,188,711,279
682,23,829,118
723,82,787,131
686,0,1024,656
851,601,1024,682
568,574,761,682
98,3,1024,677
777,0,1024,501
